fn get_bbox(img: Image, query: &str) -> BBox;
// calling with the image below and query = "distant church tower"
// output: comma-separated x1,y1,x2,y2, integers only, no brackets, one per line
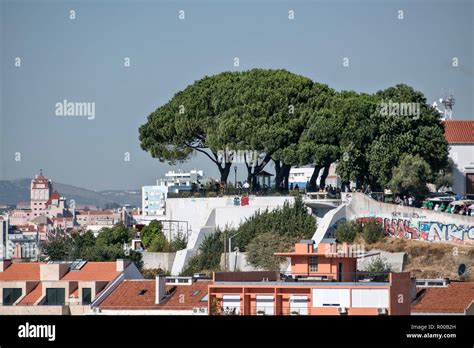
30,169,52,214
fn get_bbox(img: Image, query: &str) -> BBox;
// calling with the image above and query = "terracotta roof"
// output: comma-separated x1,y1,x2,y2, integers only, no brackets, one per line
61,262,120,281
0,262,41,281
443,120,474,144
99,279,210,310
412,282,474,314
18,283,43,305
45,191,61,206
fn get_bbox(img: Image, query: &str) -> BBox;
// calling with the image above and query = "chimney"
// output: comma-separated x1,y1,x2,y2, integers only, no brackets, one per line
0,260,12,272
116,259,131,272
40,263,69,281
155,275,166,304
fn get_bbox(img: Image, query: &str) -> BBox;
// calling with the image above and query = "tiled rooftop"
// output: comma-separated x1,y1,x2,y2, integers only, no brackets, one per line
99,279,211,310
443,120,474,144
0,262,41,281
412,282,474,314
61,262,119,281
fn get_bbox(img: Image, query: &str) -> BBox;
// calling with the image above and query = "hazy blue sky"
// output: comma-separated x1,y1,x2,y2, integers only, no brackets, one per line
1,0,473,190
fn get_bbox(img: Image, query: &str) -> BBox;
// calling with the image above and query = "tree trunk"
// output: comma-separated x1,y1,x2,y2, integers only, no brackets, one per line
319,164,331,189
219,162,232,183
281,164,291,191
308,165,322,192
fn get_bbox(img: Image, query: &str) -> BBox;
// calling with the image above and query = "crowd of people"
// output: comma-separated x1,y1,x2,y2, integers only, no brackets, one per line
421,199,474,216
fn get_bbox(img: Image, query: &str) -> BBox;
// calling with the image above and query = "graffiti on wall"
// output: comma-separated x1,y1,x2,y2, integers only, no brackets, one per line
356,217,474,243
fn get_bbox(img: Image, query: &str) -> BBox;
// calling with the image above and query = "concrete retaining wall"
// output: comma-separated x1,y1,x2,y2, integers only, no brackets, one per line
142,252,176,272
346,193,474,244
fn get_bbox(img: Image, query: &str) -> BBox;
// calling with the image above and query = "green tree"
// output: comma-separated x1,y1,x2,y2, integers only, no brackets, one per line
366,256,391,278
140,220,163,249
389,154,432,199
335,221,359,243
139,69,315,184
181,230,224,276
433,158,454,191
246,232,294,271
362,219,385,244
367,84,449,188
96,223,133,247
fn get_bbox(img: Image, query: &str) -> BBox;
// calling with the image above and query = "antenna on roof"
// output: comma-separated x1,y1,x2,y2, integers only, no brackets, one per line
438,89,455,120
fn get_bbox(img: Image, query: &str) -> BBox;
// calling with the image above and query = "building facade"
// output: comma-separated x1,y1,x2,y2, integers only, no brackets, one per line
444,120,474,195
208,240,412,315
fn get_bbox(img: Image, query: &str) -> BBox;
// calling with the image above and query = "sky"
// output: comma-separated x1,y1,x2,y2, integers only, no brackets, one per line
0,0,473,191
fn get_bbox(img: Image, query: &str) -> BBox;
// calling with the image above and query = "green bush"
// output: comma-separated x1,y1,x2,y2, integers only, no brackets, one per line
335,221,358,243
362,219,384,244
180,192,190,198
207,192,217,197
181,229,224,276
193,192,201,198
246,232,294,271
233,196,316,251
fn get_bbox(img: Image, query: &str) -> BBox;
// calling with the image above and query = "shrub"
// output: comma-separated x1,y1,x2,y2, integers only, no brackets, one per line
246,232,294,271
233,196,316,251
193,192,201,198
180,192,190,198
181,229,224,276
366,256,391,278
207,192,217,198
335,221,358,243
362,219,384,244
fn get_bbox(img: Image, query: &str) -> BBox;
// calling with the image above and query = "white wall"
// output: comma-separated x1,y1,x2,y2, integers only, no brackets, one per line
449,144,474,195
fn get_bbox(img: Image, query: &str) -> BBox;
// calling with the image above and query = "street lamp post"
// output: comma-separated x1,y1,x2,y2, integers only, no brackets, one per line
234,166,237,189
228,231,241,271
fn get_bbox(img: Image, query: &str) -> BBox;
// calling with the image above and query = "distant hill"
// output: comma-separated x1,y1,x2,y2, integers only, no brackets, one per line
0,178,141,208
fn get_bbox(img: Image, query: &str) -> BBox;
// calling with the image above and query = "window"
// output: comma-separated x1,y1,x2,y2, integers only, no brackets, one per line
309,256,318,272
3,288,22,305
192,290,201,297
45,288,65,305
82,288,92,305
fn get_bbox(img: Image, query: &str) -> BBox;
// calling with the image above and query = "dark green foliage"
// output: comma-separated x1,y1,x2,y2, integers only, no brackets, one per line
42,224,143,269
335,221,359,243
140,220,187,252
181,230,224,276
246,233,294,271
96,223,133,247
362,219,385,244
389,154,432,199
233,196,316,251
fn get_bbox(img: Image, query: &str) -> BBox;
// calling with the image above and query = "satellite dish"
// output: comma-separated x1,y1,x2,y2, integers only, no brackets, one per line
457,264,467,277
439,98,444,103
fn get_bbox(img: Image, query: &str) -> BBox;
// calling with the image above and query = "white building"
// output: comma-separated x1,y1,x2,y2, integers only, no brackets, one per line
141,170,208,220
444,120,474,195
288,164,340,188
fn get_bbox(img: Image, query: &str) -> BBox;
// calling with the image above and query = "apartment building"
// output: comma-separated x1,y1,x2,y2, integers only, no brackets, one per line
208,239,412,315
94,275,210,315
0,259,142,315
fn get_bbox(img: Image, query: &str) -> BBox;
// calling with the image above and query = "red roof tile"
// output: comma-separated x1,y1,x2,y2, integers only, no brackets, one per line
0,262,41,281
61,262,119,281
99,279,210,310
443,120,474,144
18,283,43,305
412,282,474,314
